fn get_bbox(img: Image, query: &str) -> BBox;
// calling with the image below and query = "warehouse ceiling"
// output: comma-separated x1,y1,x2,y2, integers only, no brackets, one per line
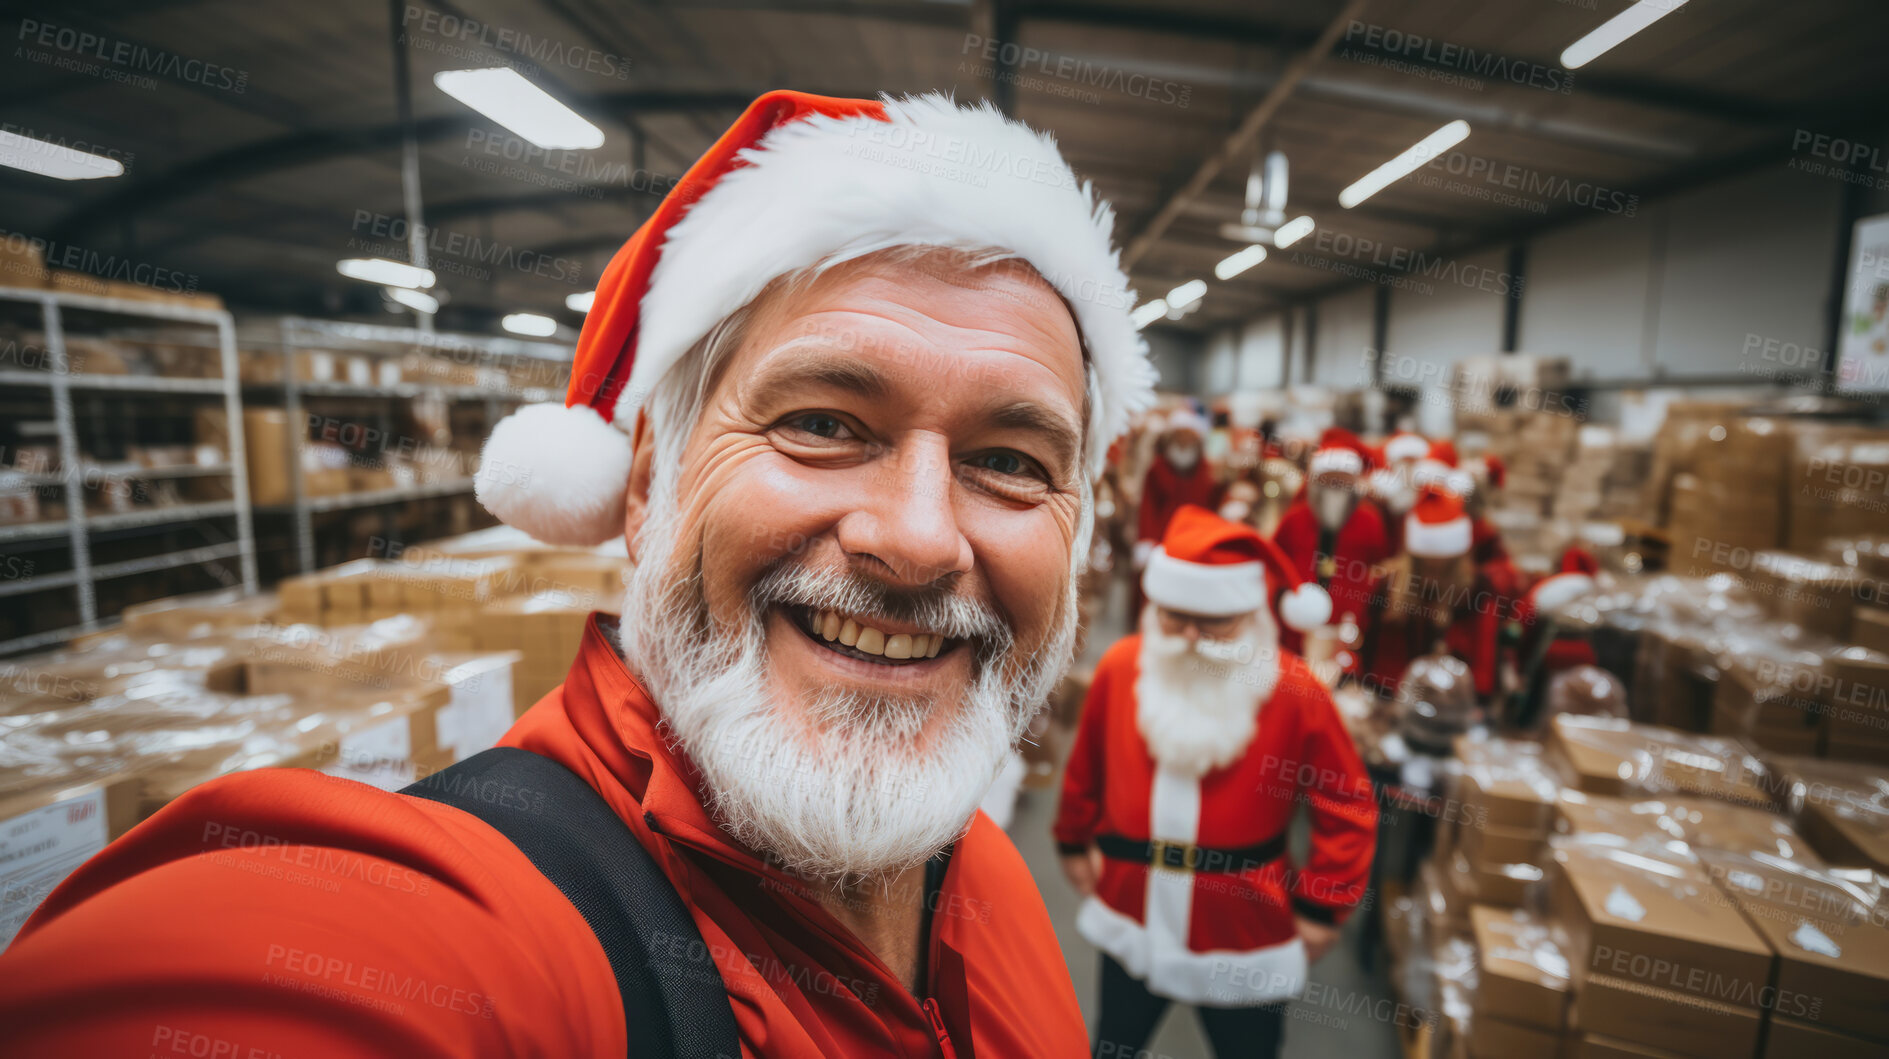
5,0,1888,336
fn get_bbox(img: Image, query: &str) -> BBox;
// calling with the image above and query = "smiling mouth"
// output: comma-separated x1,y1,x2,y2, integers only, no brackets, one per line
786,604,957,666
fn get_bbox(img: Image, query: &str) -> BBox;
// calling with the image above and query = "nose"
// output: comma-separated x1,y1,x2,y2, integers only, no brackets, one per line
835,434,973,587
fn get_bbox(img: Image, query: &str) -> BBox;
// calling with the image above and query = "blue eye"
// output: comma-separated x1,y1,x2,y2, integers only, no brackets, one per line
975,453,1026,475
790,413,846,438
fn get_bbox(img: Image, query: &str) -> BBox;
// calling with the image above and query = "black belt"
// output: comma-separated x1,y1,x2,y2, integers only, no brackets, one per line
1096,832,1287,874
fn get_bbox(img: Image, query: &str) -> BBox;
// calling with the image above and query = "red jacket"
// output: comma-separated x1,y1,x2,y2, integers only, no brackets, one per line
0,616,1086,1058
1052,637,1375,1005
1137,457,1220,548
1272,498,1393,626
1363,559,1523,699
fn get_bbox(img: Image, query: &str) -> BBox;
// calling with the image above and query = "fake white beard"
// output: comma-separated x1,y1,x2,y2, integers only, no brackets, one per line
617,488,1080,881
1134,607,1280,779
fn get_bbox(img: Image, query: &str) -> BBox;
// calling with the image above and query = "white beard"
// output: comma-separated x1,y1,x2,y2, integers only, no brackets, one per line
1134,607,1280,779
617,486,1079,882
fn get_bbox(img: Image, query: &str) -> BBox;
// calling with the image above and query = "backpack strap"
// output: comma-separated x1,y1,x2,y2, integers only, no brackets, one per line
402,747,740,1059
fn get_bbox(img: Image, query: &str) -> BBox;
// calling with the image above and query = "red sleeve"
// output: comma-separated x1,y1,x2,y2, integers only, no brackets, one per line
1136,465,1168,543
0,769,625,1058
1271,504,1317,583
1052,644,1124,854
1286,670,1378,924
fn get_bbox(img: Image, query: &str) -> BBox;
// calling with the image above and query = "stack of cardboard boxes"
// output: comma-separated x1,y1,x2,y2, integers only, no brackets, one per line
1403,719,1889,1058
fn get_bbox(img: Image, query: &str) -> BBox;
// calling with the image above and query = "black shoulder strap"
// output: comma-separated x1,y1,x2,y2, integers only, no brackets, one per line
402,747,739,1059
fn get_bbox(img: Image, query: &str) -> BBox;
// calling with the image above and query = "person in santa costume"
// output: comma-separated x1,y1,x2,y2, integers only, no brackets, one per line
1412,439,1508,565
1362,485,1522,700
0,90,1160,1058
1136,406,1221,568
1271,427,1393,660
1367,430,1430,550
1055,505,1377,1058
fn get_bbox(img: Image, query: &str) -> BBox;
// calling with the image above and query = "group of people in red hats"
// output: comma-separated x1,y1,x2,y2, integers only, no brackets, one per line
1055,419,1586,1055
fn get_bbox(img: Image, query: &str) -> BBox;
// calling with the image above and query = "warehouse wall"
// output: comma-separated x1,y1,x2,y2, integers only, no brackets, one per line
1204,162,1855,409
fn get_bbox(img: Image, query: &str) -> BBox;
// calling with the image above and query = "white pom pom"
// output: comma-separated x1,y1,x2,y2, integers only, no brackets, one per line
1280,583,1332,632
475,402,634,546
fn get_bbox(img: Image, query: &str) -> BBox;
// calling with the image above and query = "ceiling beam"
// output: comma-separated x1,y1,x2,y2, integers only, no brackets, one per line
1120,0,1369,269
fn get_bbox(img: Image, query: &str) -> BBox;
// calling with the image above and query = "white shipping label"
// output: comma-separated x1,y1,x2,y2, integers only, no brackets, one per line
0,788,109,953
324,718,414,792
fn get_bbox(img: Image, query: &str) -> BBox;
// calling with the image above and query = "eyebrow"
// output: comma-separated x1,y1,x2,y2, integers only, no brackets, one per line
745,350,890,402
988,399,1082,472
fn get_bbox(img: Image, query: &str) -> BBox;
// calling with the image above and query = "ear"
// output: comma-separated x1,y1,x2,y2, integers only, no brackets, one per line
623,408,656,563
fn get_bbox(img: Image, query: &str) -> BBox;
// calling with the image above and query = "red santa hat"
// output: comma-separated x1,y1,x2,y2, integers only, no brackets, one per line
1427,438,1459,468
1475,453,1506,490
476,90,1157,545
1308,427,1370,479
1382,431,1429,465
1143,505,1332,628
1404,485,1473,558
1519,572,1600,671
1412,458,1475,498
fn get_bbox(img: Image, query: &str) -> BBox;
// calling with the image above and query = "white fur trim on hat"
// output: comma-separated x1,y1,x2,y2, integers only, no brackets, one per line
1166,408,1210,437
475,402,634,546
1309,447,1364,478
1280,583,1332,632
1142,548,1265,617
631,93,1157,478
1384,434,1429,464
1405,512,1472,558
1532,574,1595,617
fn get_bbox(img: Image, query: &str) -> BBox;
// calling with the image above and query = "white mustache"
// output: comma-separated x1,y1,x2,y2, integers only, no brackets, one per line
749,562,1012,650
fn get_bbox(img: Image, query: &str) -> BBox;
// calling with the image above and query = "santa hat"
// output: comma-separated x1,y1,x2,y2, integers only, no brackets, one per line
1404,485,1473,558
1166,406,1211,438
1412,458,1474,498
1475,453,1506,490
1143,505,1332,628
477,90,1157,545
1427,438,1459,468
1519,572,1600,671
1382,432,1429,465
1308,427,1369,479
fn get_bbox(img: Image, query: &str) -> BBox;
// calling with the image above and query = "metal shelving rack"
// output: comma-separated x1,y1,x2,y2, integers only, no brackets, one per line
243,317,567,573
0,286,258,654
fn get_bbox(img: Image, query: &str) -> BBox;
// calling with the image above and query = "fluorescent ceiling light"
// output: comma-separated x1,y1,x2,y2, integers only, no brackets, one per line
0,132,123,180
435,68,604,150
1131,299,1168,329
1167,279,1208,312
385,286,438,315
1215,245,1268,281
1338,121,1471,208
502,312,558,337
565,290,596,313
1561,0,1689,69
337,257,436,289
1273,215,1315,248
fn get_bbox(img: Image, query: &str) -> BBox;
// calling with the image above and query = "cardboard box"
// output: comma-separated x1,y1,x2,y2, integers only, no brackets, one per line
1763,1018,1889,1059
1820,648,1889,753
1854,607,1889,655
1465,1016,1560,1059
1699,848,1889,1042
0,771,145,952
1456,736,1560,831
1459,820,1546,868
1550,840,1772,1005
241,408,292,506
1772,755,1889,872
1576,973,1760,1058
1469,904,1568,1031
1747,551,1860,640
1554,791,1822,863
1550,715,1774,808
1572,1035,1688,1059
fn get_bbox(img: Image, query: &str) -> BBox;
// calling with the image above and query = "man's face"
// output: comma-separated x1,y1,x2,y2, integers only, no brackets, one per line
1309,474,1358,531
620,252,1088,877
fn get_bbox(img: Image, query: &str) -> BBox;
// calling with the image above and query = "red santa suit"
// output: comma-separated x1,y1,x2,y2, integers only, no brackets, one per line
1364,487,1521,698
1273,430,1393,631
1055,507,1376,1006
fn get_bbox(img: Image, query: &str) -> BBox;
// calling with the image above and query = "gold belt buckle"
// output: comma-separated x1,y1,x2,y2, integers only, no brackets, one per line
1150,839,1201,873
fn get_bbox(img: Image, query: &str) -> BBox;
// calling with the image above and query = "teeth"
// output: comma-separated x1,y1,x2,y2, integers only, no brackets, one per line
810,608,947,660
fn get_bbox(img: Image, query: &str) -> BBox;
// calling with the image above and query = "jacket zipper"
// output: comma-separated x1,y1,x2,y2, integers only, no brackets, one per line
921,997,959,1059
